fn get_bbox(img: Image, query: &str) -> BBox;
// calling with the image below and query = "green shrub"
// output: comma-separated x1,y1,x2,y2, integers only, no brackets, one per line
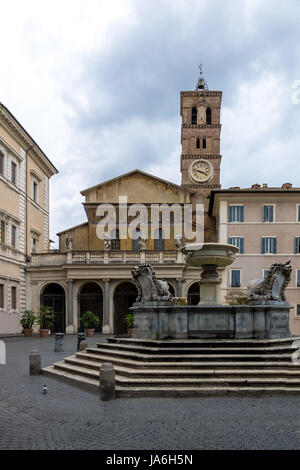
81,311,99,329
20,310,36,329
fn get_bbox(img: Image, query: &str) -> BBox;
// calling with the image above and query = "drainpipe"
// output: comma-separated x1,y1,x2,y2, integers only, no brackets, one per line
25,145,34,260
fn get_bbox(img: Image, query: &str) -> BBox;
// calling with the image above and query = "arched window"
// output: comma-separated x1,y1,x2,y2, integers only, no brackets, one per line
206,107,211,124
196,138,200,149
154,228,165,251
191,107,197,125
111,228,120,250
203,138,206,149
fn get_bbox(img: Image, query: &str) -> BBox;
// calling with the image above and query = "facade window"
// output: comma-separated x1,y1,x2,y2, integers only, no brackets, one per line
262,237,277,254
0,284,4,308
202,138,206,149
0,221,5,244
111,228,120,251
11,225,17,248
295,237,300,254
228,206,244,222
32,238,38,253
196,138,200,149
191,107,197,125
0,151,4,176
263,205,274,222
263,269,269,279
11,161,17,185
231,270,241,288
296,270,300,287
154,228,165,251
206,107,212,124
229,237,244,254
297,305,300,316
33,181,38,202
11,286,17,310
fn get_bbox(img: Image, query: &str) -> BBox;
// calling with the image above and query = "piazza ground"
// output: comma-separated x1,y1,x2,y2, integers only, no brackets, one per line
0,335,300,450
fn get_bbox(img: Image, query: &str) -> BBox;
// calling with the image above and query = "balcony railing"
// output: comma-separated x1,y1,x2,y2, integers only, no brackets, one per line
29,250,185,267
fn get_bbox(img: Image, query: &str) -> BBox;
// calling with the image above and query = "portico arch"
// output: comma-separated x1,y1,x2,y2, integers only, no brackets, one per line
113,282,138,335
41,283,66,333
78,282,103,332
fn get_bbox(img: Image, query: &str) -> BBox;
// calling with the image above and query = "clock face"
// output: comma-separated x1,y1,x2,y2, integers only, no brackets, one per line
189,160,213,183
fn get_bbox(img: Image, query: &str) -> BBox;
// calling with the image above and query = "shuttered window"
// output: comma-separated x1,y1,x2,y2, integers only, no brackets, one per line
262,237,277,254
228,206,244,222
11,161,17,185
11,225,17,248
297,270,300,287
295,237,300,254
11,286,17,310
0,285,4,308
0,152,4,176
229,237,244,254
297,305,300,316
263,205,274,222
0,221,5,244
231,270,241,287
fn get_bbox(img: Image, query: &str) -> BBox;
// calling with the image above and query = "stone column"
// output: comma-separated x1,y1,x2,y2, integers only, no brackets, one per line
67,280,73,325
176,279,183,297
102,279,110,334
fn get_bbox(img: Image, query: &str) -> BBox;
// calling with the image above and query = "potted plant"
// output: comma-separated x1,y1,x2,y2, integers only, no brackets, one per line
81,310,99,337
125,313,134,335
20,310,36,337
38,305,54,338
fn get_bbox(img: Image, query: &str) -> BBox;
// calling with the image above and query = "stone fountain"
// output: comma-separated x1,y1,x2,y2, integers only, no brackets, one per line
130,243,292,340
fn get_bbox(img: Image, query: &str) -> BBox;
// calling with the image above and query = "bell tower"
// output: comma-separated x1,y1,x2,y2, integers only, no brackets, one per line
180,66,222,207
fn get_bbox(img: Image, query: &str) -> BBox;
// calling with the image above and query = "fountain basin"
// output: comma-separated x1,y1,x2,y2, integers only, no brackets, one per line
183,243,239,268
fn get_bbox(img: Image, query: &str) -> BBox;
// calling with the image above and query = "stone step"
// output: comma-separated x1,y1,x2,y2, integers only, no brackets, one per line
64,356,300,379
46,362,300,389
88,347,294,362
96,342,297,355
107,336,300,349
42,365,99,393
75,351,297,370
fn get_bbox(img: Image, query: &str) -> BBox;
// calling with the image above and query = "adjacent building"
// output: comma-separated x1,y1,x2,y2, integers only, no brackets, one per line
0,103,57,333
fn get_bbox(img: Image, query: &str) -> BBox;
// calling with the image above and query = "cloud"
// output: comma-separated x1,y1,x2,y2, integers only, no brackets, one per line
1,0,300,245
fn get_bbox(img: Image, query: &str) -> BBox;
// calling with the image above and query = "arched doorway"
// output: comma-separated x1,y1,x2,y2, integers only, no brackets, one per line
41,283,66,333
168,283,175,297
187,282,200,305
114,282,138,335
78,283,103,333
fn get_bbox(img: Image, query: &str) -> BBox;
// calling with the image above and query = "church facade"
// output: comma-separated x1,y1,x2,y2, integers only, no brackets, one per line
2,70,300,335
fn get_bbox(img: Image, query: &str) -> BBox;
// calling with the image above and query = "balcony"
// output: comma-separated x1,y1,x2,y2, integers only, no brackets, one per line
29,250,185,267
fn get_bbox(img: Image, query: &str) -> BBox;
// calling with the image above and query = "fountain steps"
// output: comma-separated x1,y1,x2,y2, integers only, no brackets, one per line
42,337,300,396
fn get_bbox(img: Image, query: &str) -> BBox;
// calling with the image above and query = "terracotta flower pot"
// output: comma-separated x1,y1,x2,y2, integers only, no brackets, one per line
23,328,33,337
40,329,49,338
85,328,95,337
127,328,134,336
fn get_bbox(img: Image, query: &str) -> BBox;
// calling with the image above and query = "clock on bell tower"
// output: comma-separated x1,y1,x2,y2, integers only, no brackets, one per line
180,66,222,209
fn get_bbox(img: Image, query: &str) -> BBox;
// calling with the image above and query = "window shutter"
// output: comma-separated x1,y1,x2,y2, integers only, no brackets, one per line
273,238,277,254
262,238,265,254
229,237,233,245
240,238,244,254
263,206,267,222
228,206,232,222
240,206,244,222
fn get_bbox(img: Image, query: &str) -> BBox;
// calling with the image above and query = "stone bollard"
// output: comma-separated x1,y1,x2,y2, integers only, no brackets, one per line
77,332,86,351
79,341,88,351
29,350,41,375
100,362,115,401
54,332,64,352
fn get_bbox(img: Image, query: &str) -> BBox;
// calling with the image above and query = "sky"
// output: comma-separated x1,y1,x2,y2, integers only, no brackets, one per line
1,0,300,246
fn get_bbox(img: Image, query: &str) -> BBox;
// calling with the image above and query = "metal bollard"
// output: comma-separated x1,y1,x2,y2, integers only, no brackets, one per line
77,332,86,351
100,362,115,401
55,332,64,352
29,350,41,375
79,341,88,351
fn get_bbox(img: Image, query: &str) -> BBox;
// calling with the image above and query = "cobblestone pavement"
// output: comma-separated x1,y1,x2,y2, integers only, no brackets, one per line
0,335,300,450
